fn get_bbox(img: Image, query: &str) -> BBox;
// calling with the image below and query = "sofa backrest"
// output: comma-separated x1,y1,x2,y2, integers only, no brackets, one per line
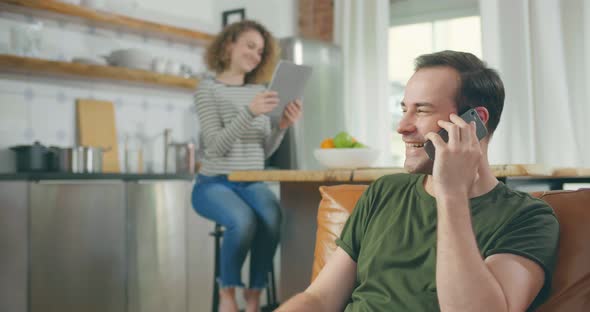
311,186,590,311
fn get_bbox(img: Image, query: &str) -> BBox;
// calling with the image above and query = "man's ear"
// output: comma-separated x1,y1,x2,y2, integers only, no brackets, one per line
474,106,490,126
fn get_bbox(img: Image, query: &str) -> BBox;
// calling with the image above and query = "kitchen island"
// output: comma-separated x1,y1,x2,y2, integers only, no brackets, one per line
228,165,590,301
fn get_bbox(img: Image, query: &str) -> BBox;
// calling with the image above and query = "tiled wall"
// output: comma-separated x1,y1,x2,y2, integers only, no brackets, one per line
0,10,206,173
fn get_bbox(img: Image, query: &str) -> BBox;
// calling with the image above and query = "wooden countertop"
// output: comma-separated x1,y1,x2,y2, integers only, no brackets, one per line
228,164,585,182
228,169,353,182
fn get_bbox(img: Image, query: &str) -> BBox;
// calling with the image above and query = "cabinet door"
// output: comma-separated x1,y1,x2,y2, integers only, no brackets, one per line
30,181,126,312
0,182,28,312
127,181,190,312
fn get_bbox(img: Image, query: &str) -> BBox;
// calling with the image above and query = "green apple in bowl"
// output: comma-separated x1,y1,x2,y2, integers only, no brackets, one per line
333,131,355,148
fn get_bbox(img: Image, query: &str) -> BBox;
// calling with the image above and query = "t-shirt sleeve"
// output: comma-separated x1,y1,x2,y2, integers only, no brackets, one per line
335,185,374,262
484,200,560,309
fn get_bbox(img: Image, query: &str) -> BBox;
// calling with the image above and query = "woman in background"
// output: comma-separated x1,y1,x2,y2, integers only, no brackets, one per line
192,20,302,312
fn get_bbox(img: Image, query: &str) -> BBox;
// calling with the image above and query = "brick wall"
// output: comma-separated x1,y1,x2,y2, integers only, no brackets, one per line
298,0,334,42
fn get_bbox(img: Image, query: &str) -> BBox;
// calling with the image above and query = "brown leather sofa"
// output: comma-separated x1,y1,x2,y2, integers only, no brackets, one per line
311,185,590,311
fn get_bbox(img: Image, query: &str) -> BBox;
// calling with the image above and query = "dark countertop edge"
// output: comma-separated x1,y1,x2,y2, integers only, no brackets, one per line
0,173,195,181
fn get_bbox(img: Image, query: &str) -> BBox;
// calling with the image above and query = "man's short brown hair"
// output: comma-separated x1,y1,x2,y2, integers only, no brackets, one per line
415,50,505,134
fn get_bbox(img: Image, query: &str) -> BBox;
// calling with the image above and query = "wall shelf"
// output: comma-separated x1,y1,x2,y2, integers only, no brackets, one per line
0,54,199,90
0,0,215,44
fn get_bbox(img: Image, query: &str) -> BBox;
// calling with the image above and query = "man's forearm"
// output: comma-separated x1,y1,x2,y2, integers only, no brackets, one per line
276,291,325,312
435,195,508,312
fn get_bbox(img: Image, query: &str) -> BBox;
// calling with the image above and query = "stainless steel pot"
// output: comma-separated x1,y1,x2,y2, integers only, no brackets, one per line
10,141,48,172
73,146,109,173
48,146,74,172
166,142,195,174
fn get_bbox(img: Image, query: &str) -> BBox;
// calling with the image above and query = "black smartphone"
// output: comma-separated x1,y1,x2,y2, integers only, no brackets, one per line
424,108,488,160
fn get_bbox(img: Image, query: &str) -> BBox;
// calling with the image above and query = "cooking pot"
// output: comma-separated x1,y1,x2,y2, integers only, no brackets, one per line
166,142,195,174
10,141,48,172
75,146,110,173
48,146,74,172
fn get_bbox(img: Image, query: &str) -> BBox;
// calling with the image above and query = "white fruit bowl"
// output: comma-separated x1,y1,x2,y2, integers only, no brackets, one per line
313,148,380,169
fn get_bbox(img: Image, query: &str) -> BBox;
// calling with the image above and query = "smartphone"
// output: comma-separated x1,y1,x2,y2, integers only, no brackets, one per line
424,108,488,160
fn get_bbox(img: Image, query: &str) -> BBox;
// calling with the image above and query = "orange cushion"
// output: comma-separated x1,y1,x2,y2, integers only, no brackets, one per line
311,185,368,282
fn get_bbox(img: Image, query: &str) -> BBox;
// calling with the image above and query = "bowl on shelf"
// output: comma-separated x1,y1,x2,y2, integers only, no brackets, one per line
313,148,380,169
72,56,107,66
103,48,153,71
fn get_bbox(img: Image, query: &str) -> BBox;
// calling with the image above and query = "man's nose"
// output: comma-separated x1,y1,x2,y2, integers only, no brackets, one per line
396,114,416,135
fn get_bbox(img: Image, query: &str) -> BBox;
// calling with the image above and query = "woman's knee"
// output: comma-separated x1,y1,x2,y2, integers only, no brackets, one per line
267,204,282,234
192,183,256,229
227,212,257,239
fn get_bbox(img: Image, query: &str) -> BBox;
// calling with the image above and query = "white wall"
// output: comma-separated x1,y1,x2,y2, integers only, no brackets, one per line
214,0,297,38
131,0,217,33
390,0,478,25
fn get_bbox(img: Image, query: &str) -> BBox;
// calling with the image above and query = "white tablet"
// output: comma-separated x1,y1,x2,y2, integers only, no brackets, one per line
266,60,313,120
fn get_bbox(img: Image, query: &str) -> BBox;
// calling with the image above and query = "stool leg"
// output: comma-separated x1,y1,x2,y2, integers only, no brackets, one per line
211,224,222,312
266,275,271,308
269,264,277,305
263,262,278,311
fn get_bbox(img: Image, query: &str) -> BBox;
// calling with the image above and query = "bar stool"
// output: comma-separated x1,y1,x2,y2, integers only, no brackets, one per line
210,223,279,312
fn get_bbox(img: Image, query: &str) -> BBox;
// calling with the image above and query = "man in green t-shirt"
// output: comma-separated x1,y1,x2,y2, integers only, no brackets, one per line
278,50,559,311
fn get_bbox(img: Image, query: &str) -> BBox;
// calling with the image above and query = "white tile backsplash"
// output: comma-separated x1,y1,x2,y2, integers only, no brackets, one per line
0,13,204,173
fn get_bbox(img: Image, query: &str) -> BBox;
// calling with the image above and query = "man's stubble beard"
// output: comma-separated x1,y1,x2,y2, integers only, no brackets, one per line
404,155,434,175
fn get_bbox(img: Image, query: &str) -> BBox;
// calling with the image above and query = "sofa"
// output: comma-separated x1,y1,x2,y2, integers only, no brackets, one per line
311,185,590,311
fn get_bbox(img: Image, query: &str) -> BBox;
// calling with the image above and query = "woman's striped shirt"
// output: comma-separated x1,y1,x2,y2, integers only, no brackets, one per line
194,77,286,176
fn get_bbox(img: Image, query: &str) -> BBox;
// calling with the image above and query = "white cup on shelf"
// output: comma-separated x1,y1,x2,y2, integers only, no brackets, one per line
151,57,167,74
165,60,181,76
10,23,43,57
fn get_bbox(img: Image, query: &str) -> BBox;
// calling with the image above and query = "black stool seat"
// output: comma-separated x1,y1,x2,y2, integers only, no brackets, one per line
210,223,279,312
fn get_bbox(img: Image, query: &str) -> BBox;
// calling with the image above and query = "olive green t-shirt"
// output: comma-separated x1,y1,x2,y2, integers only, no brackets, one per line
336,174,559,311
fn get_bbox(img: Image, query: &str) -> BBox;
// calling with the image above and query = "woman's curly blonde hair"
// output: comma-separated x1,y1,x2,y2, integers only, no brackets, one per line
205,20,279,84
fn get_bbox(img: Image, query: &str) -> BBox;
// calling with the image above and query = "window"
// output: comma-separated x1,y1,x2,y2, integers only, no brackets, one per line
388,15,482,165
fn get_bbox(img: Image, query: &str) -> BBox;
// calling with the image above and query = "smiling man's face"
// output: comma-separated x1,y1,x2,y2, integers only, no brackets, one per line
397,66,461,174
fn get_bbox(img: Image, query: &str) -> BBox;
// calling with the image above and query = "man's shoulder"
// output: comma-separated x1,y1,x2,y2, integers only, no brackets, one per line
478,184,559,234
495,184,557,216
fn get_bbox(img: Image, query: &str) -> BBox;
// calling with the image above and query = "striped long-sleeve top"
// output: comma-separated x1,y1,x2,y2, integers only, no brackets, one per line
194,77,287,176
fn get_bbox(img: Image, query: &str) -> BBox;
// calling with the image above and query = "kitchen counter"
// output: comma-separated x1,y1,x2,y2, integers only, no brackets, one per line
227,164,559,182
0,172,195,181
228,169,354,182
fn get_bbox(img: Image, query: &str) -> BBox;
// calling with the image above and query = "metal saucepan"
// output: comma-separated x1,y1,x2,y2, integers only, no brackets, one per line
10,141,48,172
48,146,110,173
76,146,111,173
48,146,74,172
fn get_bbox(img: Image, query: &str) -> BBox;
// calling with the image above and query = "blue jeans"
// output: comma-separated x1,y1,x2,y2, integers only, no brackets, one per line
191,174,281,289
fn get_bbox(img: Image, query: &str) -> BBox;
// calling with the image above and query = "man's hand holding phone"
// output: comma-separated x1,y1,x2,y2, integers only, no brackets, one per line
424,109,487,197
